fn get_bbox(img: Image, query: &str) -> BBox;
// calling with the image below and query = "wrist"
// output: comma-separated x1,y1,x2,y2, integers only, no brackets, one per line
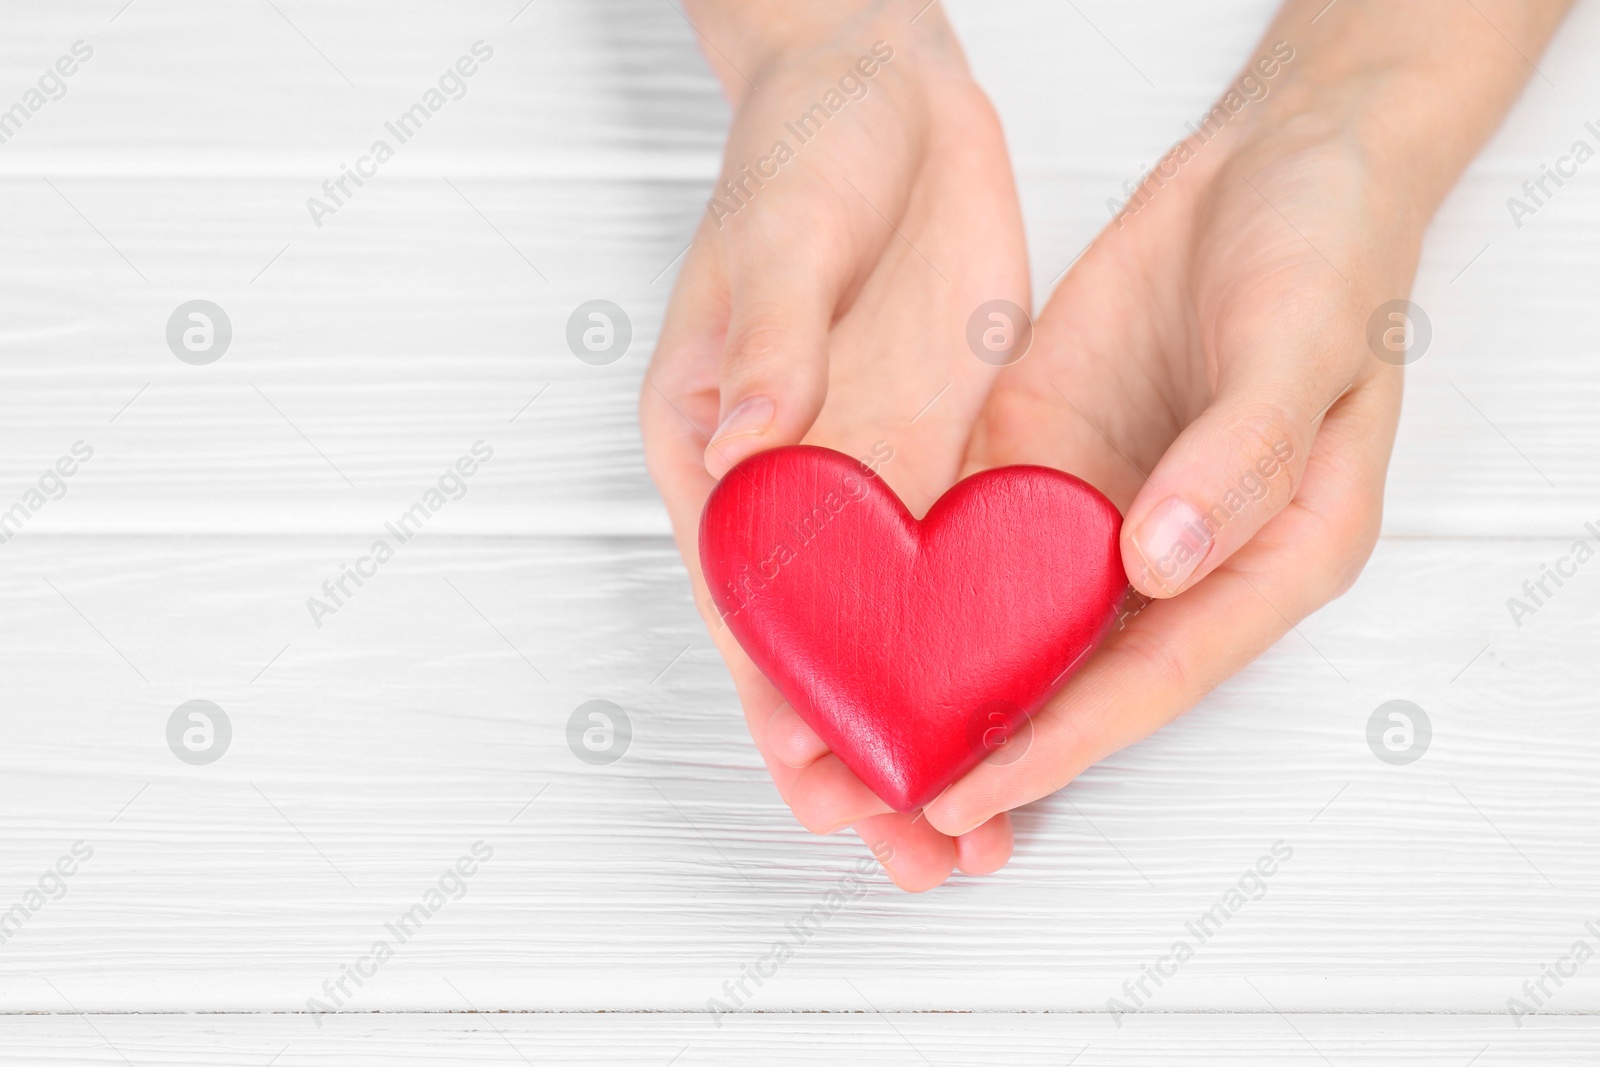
1231,0,1575,218
1244,70,1475,222
683,0,963,107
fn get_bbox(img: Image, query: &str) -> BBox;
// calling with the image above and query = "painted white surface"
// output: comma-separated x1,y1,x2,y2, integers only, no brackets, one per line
4,1014,1600,1066
3,0,1599,1060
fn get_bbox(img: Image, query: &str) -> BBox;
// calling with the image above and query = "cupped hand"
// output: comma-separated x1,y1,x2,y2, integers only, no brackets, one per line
924,105,1411,837
641,9,1030,889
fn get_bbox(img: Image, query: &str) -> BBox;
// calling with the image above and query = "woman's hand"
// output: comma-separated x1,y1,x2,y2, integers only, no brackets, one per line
923,0,1576,839
641,1,1030,889
925,105,1403,837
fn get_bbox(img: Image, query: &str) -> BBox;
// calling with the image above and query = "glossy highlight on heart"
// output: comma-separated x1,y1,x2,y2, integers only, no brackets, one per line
699,445,1127,812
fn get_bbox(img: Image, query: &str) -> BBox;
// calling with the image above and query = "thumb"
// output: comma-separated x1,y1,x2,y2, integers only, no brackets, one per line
1122,378,1332,598
703,261,837,479
702,208,851,479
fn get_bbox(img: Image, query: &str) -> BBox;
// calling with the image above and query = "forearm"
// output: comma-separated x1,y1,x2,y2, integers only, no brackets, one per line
1254,0,1576,215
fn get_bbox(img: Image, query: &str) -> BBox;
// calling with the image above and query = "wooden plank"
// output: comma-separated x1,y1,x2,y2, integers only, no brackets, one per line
1,3,1597,535
0,1011,1597,1066
0,0,726,175
0,535,1594,1012
1,167,1598,537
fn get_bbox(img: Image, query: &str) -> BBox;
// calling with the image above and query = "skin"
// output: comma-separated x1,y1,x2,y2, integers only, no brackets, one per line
643,0,1576,890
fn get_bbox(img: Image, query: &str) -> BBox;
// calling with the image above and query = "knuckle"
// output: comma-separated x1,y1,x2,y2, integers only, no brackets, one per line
1110,625,1194,703
1232,404,1306,482
1204,403,1307,529
722,314,797,374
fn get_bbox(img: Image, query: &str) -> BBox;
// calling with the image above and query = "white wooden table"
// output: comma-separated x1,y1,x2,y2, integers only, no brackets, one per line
4,1,1600,1062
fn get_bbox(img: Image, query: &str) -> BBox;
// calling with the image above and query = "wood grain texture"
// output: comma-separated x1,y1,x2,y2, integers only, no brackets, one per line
4,0,1600,1051
2,1013,1600,1066
0,2,1597,535
0,536,1596,1015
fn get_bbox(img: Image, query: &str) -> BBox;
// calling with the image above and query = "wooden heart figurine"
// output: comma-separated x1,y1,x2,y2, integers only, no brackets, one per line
699,445,1127,813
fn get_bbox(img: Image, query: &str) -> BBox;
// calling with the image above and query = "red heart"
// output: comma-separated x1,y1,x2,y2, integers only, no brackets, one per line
699,445,1126,813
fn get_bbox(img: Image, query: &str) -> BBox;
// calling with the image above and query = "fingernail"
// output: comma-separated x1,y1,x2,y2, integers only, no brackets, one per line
705,395,775,474
1132,496,1213,593
710,394,774,444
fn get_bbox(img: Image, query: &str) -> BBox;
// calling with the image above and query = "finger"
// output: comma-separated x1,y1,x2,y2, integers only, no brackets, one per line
1120,300,1363,598
765,701,831,768
643,241,886,834
954,813,1013,875
703,202,850,479
854,811,957,893
720,668,888,835
779,751,896,833
641,226,729,537
926,374,1399,836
